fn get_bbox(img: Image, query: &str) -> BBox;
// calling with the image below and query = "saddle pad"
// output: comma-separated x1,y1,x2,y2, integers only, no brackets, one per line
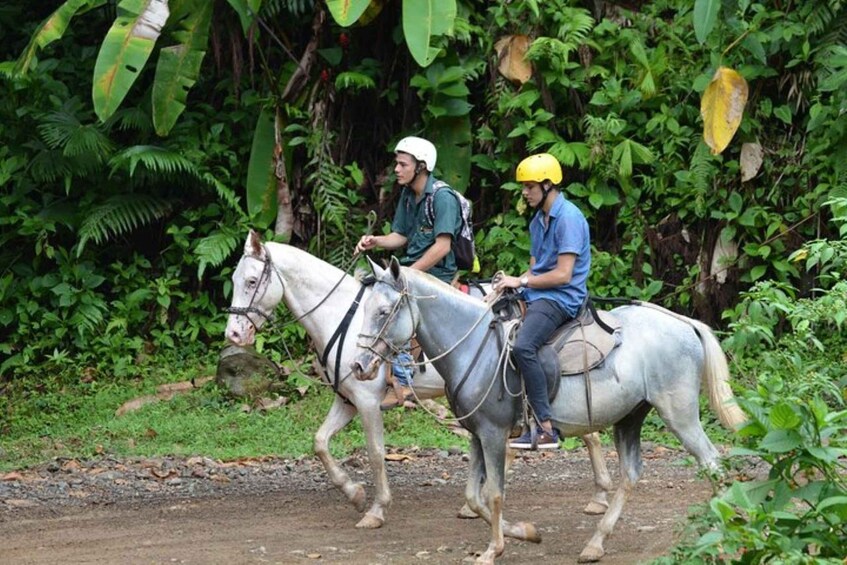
550,310,621,376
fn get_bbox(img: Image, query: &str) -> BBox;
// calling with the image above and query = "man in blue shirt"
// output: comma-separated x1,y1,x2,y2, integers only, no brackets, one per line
494,153,591,449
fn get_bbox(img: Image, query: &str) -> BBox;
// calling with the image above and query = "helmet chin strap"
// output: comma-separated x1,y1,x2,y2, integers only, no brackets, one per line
404,161,427,188
540,180,554,208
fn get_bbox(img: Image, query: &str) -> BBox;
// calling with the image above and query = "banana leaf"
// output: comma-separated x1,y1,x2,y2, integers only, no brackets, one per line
246,108,278,228
326,0,371,27
430,114,471,194
402,0,456,68
15,0,108,74
152,0,212,136
225,0,263,34
93,0,171,122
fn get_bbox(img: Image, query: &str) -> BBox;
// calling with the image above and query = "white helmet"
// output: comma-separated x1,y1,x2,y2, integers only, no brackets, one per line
394,136,437,172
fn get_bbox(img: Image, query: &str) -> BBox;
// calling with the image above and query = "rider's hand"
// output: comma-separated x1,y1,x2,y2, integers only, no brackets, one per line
494,274,522,291
355,234,377,255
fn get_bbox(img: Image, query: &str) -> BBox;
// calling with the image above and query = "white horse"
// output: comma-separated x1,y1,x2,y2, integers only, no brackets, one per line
352,259,747,563
224,231,612,530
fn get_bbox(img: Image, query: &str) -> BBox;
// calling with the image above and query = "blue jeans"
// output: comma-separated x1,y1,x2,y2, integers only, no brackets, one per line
391,346,414,387
513,299,572,423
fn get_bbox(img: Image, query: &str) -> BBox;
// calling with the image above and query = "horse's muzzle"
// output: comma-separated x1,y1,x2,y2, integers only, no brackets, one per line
350,355,379,381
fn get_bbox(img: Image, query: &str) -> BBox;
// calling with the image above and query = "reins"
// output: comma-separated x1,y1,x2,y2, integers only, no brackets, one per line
357,275,520,424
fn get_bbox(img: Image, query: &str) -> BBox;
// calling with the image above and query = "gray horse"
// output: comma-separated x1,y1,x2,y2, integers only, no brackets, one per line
352,258,746,564
224,231,612,530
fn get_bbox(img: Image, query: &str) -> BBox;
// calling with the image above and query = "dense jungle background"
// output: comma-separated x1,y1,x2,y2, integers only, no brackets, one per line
1,1,846,561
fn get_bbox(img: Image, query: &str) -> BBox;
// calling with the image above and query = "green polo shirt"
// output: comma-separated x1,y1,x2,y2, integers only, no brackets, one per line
391,176,461,283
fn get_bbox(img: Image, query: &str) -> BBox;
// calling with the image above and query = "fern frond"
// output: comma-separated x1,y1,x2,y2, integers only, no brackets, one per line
70,301,108,337
804,0,843,36
195,229,240,280
552,8,595,44
202,172,244,215
109,145,199,178
77,194,173,256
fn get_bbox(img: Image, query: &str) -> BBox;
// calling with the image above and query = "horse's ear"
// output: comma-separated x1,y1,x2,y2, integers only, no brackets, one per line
388,256,402,280
366,256,384,277
246,229,264,257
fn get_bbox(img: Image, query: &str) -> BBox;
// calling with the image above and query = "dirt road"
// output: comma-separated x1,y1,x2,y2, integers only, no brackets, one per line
0,445,710,564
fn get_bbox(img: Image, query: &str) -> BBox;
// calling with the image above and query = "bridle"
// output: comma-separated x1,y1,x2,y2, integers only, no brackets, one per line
224,249,283,331
357,272,522,424
356,276,418,361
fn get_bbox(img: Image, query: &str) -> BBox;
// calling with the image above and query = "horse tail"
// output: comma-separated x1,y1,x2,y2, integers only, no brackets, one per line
687,318,747,431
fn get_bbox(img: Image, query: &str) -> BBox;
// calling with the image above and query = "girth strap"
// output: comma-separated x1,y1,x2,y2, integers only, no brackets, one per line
320,284,367,394
446,321,497,409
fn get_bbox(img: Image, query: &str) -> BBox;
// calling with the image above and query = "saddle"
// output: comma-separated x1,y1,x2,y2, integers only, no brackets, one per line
492,294,621,404
537,300,621,403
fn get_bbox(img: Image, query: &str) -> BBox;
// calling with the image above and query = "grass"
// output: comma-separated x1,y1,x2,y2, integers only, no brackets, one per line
0,353,471,473
0,351,736,474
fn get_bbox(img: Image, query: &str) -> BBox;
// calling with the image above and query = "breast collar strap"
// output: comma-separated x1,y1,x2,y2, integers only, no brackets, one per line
320,284,368,396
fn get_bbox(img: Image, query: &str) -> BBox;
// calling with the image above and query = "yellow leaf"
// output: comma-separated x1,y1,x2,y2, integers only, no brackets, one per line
494,35,533,85
700,67,749,155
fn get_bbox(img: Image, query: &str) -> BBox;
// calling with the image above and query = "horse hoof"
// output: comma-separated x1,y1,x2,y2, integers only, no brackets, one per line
355,513,384,529
519,521,542,544
583,500,609,515
350,483,367,513
457,503,479,519
578,546,604,562
474,549,500,565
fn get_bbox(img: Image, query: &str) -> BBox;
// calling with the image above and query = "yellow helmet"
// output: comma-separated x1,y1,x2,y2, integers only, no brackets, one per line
515,153,562,184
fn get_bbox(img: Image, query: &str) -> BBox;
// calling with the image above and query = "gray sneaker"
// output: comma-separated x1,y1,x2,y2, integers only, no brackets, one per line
509,427,560,450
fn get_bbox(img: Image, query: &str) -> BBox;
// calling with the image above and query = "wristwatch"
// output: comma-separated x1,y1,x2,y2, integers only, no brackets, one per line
520,275,529,288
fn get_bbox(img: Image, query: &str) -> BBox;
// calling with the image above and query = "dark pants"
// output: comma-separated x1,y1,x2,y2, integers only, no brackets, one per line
513,299,572,424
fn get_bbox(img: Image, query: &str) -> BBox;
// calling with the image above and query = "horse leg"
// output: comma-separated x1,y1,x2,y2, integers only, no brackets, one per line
313,396,367,516
653,397,721,472
458,442,516,520
463,430,540,565
579,404,650,563
355,394,392,528
463,436,487,519
581,432,613,515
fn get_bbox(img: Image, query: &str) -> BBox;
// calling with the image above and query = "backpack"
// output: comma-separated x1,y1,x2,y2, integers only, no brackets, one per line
425,181,476,270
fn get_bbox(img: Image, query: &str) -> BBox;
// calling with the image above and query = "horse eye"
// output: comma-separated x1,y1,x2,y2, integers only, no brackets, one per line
378,308,390,318
247,278,257,288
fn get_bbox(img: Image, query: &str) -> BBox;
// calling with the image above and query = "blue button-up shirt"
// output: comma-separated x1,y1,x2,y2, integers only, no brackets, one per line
522,193,590,317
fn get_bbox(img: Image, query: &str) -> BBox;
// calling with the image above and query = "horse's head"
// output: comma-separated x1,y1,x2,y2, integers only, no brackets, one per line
351,257,418,380
224,230,284,346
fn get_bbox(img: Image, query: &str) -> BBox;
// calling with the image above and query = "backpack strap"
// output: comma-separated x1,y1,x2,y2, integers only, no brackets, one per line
424,180,450,227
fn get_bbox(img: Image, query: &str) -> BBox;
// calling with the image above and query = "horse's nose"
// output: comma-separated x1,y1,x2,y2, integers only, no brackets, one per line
350,359,375,381
226,327,243,345
225,323,253,346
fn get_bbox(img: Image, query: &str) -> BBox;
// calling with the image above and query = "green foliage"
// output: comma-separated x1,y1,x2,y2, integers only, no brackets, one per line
656,387,847,564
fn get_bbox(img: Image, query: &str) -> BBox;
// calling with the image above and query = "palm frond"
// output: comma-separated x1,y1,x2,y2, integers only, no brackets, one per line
29,149,74,183
109,145,199,178
194,229,241,280
261,0,314,19
76,194,173,255
110,106,154,133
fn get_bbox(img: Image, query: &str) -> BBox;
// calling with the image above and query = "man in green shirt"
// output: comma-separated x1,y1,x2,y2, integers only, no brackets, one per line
354,136,462,408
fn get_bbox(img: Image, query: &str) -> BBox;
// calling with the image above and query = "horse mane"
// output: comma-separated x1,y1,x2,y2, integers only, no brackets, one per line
264,241,348,281
400,266,490,311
